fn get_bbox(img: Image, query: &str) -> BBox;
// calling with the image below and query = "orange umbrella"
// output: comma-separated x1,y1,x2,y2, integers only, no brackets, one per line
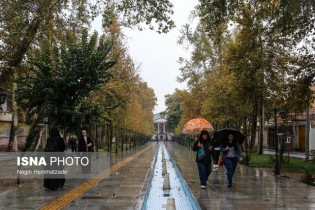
182,118,214,134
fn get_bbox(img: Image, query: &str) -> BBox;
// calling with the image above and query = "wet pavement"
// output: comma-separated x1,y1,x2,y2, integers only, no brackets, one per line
0,143,158,210
0,141,315,210
166,142,315,210
142,142,200,210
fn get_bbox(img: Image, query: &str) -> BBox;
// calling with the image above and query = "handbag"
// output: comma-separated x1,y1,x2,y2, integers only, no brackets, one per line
197,146,206,161
219,157,224,166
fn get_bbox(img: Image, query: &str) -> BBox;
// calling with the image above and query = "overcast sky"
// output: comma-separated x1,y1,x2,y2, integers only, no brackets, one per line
92,0,198,114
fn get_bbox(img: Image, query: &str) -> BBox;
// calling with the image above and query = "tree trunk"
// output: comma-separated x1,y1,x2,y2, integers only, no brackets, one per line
258,104,264,154
0,0,58,82
7,71,18,152
250,117,257,150
257,21,265,155
5,1,60,151
35,130,44,151
23,118,42,152
8,120,18,151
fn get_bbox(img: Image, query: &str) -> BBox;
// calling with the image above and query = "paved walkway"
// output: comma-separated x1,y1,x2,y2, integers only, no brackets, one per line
263,149,309,160
0,141,314,210
166,142,315,210
0,143,159,210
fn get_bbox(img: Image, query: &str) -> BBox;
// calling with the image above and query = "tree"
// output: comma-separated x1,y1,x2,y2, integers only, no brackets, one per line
224,5,265,149
1,0,175,82
16,29,116,150
1,0,174,151
97,10,156,135
201,66,247,127
163,90,182,134
103,0,175,33
122,81,156,135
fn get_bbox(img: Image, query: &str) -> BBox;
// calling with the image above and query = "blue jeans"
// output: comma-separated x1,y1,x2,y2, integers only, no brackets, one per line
224,157,238,185
197,162,211,186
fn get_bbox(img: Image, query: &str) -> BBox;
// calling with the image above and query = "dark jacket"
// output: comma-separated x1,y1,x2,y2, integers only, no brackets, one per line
46,127,66,152
78,135,93,152
43,127,65,190
212,139,220,148
68,138,77,148
55,136,66,152
192,139,212,164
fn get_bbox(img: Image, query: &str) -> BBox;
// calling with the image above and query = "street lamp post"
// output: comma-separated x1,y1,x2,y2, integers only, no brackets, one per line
243,116,250,165
266,108,286,176
273,108,280,175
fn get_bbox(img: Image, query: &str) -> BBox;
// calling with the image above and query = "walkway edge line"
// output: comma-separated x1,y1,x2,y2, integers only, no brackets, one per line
140,142,159,210
40,144,153,210
165,144,202,210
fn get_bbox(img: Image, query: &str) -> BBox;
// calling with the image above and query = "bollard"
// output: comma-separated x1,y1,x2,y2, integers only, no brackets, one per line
163,173,171,190
162,160,167,175
166,198,176,210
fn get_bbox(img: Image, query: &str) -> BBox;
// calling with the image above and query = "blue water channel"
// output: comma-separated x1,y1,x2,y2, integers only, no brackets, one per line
141,142,201,210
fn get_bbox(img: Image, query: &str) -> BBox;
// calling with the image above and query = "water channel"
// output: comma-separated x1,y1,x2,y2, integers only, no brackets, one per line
141,142,200,210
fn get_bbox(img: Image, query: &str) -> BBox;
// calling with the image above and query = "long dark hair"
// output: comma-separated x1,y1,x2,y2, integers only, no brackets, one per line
198,130,211,142
223,133,239,151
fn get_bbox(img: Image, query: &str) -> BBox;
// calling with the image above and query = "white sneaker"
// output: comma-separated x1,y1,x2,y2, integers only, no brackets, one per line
201,185,206,189
214,164,219,168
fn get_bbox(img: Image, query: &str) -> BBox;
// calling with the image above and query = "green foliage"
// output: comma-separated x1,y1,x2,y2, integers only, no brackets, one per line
273,0,315,43
16,29,116,130
300,167,315,186
172,0,315,143
163,91,182,134
198,0,238,35
1,0,173,151
246,153,315,186
250,153,315,173
99,15,156,135
0,0,175,84
249,153,274,168
104,0,175,33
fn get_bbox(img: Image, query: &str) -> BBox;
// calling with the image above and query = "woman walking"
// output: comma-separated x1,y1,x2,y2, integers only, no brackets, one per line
192,130,213,189
221,133,242,187
78,129,94,173
44,127,66,190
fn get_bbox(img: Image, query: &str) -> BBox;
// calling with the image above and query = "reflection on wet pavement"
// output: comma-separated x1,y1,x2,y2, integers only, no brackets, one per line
0,142,314,210
167,142,315,210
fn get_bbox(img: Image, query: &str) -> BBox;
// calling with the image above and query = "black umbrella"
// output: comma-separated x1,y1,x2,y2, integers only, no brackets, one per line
212,128,245,145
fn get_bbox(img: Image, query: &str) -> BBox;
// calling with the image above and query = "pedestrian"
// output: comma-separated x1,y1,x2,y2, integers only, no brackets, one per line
68,135,77,152
211,138,220,170
78,129,94,152
78,129,94,173
192,130,213,189
43,127,66,190
221,133,242,188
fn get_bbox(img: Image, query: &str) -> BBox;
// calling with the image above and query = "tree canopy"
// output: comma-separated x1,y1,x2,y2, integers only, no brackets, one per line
16,29,116,129
169,0,315,142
